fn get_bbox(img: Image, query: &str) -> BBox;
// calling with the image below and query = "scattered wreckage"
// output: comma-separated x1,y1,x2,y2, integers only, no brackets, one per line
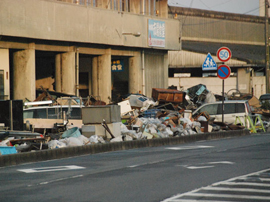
0,84,268,155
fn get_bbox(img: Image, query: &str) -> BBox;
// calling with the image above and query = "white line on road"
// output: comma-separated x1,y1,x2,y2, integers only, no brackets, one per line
203,186,270,193
166,145,214,150
186,193,270,200
207,161,234,165
221,181,270,187
28,174,84,187
162,168,270,202
127,160,165,168
181,161,235,169
18,165,85,173
238,177,270,182
127,165,139,168
186,165,215,169
165,200,236,202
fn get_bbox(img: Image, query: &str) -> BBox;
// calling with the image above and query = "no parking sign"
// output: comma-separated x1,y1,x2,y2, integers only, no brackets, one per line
217,65,231,80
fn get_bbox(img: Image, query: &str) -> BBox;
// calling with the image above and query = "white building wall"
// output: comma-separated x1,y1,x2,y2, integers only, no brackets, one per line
168,77,237,95
252,76,265,98
169,76,266,99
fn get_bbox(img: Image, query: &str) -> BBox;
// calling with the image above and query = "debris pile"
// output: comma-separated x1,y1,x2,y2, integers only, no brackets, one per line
1,85,266,154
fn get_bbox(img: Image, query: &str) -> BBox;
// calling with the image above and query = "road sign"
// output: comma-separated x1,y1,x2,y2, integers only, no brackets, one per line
202,53,217,70
217,65,231,79
217,47,232,62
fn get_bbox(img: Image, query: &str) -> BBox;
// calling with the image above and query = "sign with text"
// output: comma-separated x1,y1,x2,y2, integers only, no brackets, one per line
148,19,165,47
217,47,232,62
111,60,124,72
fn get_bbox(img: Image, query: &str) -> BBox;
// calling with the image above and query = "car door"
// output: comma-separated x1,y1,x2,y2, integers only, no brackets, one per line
215,103,246,124
214,103,234,123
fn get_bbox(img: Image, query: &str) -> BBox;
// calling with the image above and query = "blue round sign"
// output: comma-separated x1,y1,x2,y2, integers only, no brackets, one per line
217,65,231,79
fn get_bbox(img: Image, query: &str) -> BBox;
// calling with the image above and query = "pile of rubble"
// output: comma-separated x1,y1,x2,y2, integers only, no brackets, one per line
44,86,223,149
0,84,258,154
46,116,207,149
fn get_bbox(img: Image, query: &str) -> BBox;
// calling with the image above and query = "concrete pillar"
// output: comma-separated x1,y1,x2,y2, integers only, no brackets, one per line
92,57,98,96
13,45,35,101
97,49,111,104
237,68,250,94
62,52,75,95
55,54,62,92
159,0,168,18
163,52,168,88
55,52,76,95
130,1,140,14
0,49,10,100
129,53,142,94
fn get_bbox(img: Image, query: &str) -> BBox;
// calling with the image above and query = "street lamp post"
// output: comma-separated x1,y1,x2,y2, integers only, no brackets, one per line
266,0,269,93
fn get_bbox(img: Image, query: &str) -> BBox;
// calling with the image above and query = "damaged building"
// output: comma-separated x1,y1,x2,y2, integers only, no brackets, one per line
0,0,180,103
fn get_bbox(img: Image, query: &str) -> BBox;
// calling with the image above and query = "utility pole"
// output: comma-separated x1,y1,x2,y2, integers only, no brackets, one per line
265,0,269,93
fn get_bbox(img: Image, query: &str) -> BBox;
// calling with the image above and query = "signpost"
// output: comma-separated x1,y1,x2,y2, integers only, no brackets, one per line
201,48,232,123
216,47,232,123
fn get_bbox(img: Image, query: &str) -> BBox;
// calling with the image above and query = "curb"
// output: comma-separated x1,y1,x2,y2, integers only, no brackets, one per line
0,129,250,167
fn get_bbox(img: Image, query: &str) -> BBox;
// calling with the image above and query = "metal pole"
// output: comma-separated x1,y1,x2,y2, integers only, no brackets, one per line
142,50,145,95
9,100,13,130
265,0,269,93
75,48,79,96
222,79,224,123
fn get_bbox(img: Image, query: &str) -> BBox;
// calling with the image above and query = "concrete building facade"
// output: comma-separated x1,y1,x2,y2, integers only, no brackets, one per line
0,0,180,103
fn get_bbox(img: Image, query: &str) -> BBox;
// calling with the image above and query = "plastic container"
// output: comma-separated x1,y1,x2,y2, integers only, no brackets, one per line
62,127,81,138
0,146,17,155
142,109,160,118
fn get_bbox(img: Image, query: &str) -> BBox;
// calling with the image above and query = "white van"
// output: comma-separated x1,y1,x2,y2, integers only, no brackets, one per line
192,100,252,125
23,105,83,133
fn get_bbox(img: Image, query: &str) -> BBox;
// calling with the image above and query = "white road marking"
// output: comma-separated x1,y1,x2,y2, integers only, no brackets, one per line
203,186,270,193
128,165,139,168
127,160,165,168
207,161,234,165
18,165,85,173
162,168,270,202
181,161,235,169
186,166,214,169
238,177,270,182
186,193,270,200
222,181,270,187
166,145,214,150
28,174,83,187
165,200,235,202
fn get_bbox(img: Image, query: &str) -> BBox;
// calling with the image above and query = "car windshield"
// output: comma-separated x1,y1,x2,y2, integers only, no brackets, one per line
260,94,270,101
24,107,82,119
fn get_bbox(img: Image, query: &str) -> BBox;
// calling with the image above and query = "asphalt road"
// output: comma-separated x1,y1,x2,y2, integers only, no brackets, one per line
0,133,270,202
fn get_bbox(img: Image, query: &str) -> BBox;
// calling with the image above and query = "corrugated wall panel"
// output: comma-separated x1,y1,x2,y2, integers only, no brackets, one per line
144,52,167,96
180,16,264,45
168,50,247,67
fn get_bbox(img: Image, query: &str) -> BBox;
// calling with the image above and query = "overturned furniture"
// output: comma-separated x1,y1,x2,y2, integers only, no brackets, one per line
152,88,187,109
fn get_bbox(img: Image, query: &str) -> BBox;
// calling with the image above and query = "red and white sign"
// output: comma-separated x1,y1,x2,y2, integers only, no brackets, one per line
217,47,232,62
217,65,231,80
